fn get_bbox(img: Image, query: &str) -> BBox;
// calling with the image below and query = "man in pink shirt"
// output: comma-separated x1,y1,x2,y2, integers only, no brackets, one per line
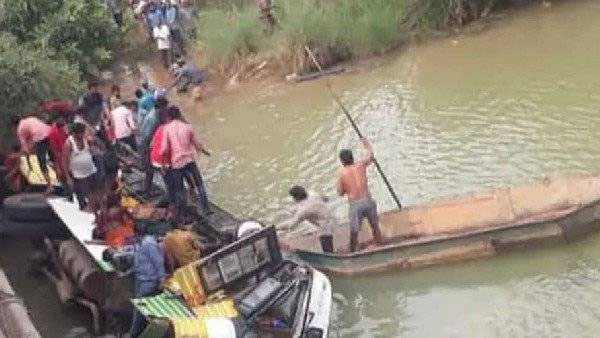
110,101,138,151
12,115,53,193
158,106,211,218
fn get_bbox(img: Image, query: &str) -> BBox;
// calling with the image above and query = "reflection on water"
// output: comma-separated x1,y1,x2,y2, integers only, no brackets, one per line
188,0,600,336
330,234,600,337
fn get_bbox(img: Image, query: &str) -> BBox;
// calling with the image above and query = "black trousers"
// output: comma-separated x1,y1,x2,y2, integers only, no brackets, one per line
113,13,123,27
34,138,51,174
117,134,137,152
73,174,97,210
159,49,172,68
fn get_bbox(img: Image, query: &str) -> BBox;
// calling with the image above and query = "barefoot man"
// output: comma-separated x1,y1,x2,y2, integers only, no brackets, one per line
337,138,383,252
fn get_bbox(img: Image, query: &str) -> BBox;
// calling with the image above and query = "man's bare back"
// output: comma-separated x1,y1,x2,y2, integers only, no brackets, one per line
337,139,374,200
335,138,382,251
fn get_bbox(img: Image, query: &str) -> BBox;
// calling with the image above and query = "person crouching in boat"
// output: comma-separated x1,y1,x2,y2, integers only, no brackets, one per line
279,186,336,253
337,138,383,252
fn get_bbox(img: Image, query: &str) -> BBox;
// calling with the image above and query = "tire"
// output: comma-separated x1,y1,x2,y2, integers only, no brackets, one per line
3,193,54,222
0,218,69,239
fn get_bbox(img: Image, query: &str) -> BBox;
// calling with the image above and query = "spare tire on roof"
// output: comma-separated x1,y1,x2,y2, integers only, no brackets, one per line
3,193,55,222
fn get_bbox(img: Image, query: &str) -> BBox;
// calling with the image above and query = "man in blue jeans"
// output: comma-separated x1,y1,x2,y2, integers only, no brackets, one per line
128,223,166,337
139,97,168,197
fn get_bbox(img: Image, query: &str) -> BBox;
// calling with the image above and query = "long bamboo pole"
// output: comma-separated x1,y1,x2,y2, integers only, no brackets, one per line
304,46,402,209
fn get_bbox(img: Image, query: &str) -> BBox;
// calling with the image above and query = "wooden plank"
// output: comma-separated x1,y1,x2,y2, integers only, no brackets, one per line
294,66,345,82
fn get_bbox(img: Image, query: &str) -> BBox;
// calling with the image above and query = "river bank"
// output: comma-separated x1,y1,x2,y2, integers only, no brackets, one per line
188,0,546,84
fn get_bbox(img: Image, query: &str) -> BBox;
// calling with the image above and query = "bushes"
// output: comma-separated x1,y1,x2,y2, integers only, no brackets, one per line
0,34,82,144
197,8,263,66
195,0,503,73
36,0,119,74
0,0,63,41
0,0,120,147
196,0,410,72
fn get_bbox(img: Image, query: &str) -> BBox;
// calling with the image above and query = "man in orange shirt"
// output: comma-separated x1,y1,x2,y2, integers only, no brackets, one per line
337,138,383,252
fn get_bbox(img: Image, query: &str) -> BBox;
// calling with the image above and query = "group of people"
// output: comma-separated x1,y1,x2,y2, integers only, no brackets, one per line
131,0,193,68
105,0,202,95
10,79,216,336
281,138,384,253
12,79,211,220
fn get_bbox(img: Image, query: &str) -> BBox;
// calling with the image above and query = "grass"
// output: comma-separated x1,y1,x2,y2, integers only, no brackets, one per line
197,7,263,67
194,0,502,73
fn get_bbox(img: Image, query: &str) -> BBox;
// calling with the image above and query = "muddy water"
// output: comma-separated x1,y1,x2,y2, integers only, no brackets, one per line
0,235,91,337
188,0,600,336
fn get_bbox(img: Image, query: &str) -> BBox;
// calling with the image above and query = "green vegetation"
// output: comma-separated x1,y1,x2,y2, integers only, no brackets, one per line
195,0,503,73
0,34,81,117
0,0,121,145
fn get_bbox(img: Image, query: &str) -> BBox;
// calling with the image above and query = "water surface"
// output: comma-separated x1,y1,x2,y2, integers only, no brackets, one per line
191,0,600,336
3,1,600,336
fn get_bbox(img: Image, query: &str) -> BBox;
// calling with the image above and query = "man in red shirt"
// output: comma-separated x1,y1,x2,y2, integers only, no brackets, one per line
48,117,69,190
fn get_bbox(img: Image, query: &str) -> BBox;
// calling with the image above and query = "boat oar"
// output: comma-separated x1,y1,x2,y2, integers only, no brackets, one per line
304,46,403,210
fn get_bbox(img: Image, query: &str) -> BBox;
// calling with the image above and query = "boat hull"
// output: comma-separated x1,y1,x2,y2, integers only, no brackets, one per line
296,203,600,275
288,176,600,275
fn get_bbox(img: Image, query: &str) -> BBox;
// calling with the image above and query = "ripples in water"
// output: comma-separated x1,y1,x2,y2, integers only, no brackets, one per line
193,1,600,336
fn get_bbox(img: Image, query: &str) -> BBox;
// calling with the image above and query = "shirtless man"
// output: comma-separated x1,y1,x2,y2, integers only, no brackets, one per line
337,138,383,252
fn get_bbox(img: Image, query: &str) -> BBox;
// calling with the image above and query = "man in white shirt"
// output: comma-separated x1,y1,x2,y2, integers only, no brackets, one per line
110,101,137,151
153,18,172,68
279,185,337,253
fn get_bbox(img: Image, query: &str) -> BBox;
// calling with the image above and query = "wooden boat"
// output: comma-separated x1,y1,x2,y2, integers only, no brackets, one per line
282,176,600,275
